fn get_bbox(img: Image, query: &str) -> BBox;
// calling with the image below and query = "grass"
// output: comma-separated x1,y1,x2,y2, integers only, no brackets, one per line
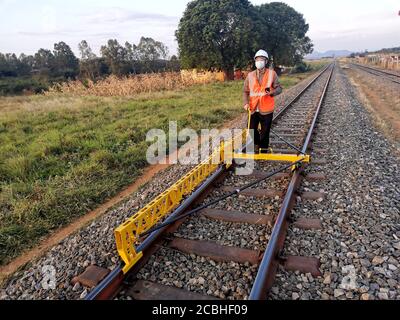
0,69,319,265
306,59,331,70
280,72,313,88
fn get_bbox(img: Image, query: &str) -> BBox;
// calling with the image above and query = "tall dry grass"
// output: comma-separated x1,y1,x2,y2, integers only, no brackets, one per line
46,70,225,97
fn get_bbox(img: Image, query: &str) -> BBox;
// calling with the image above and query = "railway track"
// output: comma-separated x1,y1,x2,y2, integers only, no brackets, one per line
85,62,335,300
350,63,400,85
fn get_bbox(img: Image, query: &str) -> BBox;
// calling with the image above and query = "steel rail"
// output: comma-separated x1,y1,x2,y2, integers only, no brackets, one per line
139,158,307,238
86,166,226,300
353,63,400,78
351,63,400,85
86,63,333,300
273,63,331,122
249,63,335,300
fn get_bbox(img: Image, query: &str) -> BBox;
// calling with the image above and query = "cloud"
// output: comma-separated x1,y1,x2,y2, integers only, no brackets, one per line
17,30,119,39
355,10,399,21
90,32,120,38
82,7,179,25
312,24,399,41
18,30,83,37
0,0,15,6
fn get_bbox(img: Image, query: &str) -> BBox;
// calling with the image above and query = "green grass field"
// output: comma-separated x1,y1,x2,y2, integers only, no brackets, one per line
0,69,321,265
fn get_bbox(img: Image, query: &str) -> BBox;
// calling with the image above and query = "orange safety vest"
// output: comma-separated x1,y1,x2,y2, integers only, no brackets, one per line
249,69,275,114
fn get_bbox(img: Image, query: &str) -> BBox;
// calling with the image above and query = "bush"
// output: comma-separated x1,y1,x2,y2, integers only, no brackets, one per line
0,77,49,95
292,62,312,74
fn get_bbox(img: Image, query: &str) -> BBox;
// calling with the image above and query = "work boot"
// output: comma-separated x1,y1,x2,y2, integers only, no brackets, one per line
259,147,273,154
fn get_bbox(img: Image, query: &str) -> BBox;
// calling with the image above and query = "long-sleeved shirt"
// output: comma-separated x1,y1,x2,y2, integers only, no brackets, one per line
243,68,283,115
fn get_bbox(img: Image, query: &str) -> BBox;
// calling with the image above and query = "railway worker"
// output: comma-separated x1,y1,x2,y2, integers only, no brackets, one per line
243,49,282,153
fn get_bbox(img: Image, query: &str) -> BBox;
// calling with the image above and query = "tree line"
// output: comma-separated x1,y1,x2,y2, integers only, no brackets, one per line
0,37,179,81
0,1,313,93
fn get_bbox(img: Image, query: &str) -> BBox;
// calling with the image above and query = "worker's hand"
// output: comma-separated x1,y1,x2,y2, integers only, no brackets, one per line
243,104,250,111
265,87,274,96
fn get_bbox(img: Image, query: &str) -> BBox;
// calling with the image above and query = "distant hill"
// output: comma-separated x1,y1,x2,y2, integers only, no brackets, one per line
373,47,400,54
306,50,353,60
344,47,400,57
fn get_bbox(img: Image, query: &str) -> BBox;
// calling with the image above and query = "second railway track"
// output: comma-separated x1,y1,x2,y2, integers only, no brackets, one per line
350,63,400,85
87,63,336,300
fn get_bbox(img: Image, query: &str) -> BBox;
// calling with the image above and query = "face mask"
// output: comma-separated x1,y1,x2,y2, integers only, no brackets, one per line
255,60,266,70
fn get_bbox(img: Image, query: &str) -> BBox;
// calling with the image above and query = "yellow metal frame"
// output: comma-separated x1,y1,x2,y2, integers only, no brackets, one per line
115,129,247,274
233,152,310,163
114,126,310,274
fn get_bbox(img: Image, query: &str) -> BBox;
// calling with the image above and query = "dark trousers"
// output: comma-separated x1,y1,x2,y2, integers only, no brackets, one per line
250,112,274,149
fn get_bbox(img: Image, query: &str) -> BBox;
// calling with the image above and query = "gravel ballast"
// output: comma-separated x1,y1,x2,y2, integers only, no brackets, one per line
3,64,397,301
270,64,400,300
0,71,322,300
127,68,334,300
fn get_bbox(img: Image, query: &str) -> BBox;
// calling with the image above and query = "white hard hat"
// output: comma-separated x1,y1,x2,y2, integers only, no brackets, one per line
254,49,269,60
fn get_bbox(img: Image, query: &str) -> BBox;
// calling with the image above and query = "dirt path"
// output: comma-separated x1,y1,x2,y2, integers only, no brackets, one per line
344,65,400,146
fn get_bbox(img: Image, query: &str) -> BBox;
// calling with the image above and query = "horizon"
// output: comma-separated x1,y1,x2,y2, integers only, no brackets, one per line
1,0,399,57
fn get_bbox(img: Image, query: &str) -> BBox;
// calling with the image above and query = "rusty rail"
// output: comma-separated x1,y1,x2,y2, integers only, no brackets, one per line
86,63,333,300
86,166,227,300
249,63,335,300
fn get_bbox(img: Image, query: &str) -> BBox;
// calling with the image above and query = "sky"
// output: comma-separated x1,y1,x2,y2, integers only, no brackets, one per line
0,0,399,57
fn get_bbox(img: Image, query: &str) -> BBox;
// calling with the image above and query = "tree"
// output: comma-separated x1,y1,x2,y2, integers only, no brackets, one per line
53,41,79,78
137,37,169,61
78,40,103,80
176,0,258,80
124,41,140,74
0,53,34,78
255,2,313,66
167,55,181,72
0,53,8,77
78,40,96,60
34,49,55,76
18,54,34,76
136,37,169,73
125,42,139,62
100,39,129,76
0,53,19,77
